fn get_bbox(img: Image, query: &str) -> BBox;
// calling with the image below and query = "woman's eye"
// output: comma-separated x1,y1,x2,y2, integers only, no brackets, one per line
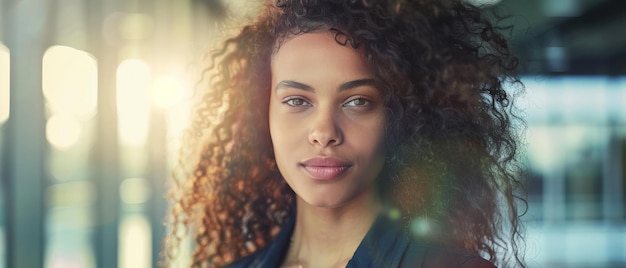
283,97,311,107
344,97,370,107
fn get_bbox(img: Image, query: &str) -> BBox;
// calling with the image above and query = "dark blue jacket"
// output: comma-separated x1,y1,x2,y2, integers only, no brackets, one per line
226,213,496,268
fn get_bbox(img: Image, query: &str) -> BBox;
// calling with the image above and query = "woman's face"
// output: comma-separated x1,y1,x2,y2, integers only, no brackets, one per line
269,32,386,208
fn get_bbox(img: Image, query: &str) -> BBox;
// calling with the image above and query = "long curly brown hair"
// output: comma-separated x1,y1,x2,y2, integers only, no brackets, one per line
164,0,527,267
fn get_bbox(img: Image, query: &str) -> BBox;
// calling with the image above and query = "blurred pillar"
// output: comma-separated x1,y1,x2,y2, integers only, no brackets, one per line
544,167,566,222
1,0,53,267
605,135,624,221
148,108,167,267
86,1,120,267
604,134,625,263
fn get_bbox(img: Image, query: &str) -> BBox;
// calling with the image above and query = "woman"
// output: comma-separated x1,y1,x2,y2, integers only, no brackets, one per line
165,0,526,267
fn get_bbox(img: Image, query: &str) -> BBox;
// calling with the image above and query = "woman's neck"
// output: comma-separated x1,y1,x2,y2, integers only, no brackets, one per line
283,190,382,268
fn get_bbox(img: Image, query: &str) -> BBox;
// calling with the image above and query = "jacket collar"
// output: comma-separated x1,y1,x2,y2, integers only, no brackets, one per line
347,214,410,267
257,211,410,267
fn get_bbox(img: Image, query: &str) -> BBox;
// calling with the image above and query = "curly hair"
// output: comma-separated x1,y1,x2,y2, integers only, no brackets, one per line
163,0,527,267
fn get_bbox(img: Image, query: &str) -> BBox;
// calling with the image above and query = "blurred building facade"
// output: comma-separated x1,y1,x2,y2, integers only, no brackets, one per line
0,0,625,267
498,0,626,266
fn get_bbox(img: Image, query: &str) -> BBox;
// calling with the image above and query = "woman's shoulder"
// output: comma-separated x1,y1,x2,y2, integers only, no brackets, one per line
223,247,268,268
350,214,496,268
226,212,496,268
227,241,495,268
401,241,496,268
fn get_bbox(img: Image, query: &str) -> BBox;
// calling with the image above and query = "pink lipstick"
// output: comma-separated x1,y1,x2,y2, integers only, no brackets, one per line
300,156,351,180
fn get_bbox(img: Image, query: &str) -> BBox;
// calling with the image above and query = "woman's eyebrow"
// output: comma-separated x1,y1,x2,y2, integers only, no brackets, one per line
274,80,314,92
338,78,376,91
275,78,376,93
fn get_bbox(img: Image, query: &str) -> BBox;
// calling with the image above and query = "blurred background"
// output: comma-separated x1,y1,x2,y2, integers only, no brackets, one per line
0,0,624,267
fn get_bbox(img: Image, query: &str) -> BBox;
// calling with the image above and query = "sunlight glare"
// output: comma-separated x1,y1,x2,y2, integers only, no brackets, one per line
152,75,185,109
116,59,151,146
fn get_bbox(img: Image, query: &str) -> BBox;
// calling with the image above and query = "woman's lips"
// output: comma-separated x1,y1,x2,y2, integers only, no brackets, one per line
300,156,352,180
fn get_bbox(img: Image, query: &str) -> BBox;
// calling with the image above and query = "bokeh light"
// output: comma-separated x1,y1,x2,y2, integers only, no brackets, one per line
120,178,150,205
410,217,431,237
118,215,151,268
45,113,82,150
119,13,154,40
116,59,152,147
47,181,96,208
42,45,98,120
0,43,10,125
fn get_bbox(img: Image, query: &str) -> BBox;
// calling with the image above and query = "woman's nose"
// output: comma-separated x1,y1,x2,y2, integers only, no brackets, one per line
308,108,343,147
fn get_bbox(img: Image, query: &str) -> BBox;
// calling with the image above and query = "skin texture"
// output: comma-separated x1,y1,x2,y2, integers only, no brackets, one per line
269,32,386,267
164,0,527,267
